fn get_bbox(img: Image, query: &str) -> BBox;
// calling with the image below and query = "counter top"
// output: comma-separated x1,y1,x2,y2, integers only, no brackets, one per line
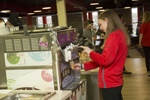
80,68,99,75
0,94,7,99
0,90,12,99
48,90,71,100
0,90,72,100
10,28,76,34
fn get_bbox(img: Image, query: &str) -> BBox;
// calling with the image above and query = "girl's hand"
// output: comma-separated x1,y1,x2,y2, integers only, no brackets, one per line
73,63,81,71
80,46,93,55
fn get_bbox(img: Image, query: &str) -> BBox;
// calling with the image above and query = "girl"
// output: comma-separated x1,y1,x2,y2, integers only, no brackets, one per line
73,10,131,100
139,11,150,78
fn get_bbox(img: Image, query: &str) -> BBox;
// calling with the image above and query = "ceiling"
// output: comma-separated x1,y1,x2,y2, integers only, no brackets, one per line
0,0,56,6
0,0,149,7
0,0,150,16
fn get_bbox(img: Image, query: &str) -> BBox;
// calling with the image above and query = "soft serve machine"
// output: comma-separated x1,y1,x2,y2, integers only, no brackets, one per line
0,26,86,100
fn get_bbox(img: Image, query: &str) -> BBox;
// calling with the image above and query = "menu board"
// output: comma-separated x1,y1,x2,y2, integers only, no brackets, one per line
4,51,52,67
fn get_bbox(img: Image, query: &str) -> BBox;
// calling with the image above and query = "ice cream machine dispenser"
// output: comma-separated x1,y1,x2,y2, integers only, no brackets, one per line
0,28,81,91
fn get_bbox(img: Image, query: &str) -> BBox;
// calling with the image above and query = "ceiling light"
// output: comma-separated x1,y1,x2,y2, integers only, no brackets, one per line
28,4,34,15
124,7,130,9
19,17,22,18
1,0,10,13
90,2,99,5
42,0,51,10
132,0,138,1
34,10,42,13
28,12,34,15
99,9,105,12
1,9,10,13
96,7,103,9
42,7,51,9
34,0,41,13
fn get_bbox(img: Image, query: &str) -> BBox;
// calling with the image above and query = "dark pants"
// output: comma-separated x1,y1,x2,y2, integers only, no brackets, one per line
143,46,150,71
100,85,123,100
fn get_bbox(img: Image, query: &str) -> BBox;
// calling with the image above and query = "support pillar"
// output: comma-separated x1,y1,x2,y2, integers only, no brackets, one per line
27,15,32,29
56,0,67,27
27,15,32,26
82,8,87,27
43,16,47,27
88,12,93,20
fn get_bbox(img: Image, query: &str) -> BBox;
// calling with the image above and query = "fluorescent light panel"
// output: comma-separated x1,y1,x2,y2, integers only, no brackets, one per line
99,9,105,12
34,10,42,12
1,9,10,13
28,13,34,15
124,7,130,9
42,7,51,9
96,7,103,9
90,2,99,5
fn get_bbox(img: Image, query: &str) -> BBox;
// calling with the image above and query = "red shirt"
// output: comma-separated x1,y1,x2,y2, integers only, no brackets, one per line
84,29,128,88
139,22,150,47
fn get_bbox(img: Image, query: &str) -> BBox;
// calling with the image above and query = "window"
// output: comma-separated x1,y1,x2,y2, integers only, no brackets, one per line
36,16,53,28
37,17,43,28
87,13,88,19
46,16,53,27
92,12,99,30
2,17,8,22
86,12,99,29
131,8,138,35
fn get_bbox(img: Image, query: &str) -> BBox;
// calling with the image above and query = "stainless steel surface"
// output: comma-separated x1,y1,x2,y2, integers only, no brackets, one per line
55,52,61,91
81,70,100,100
63,79,86,90
6,65,52,70
10,28,51,34
10,28,76,34
74,59,81,79
0,39,7,89
0,90,56,100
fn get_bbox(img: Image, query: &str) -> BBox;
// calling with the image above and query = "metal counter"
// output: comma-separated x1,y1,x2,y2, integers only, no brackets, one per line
0,79,86,100
81,68,103,100
0,90,71,100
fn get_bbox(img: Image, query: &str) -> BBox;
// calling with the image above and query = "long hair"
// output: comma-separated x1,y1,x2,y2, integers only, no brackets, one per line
98,9,131,49
142,11,150,23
